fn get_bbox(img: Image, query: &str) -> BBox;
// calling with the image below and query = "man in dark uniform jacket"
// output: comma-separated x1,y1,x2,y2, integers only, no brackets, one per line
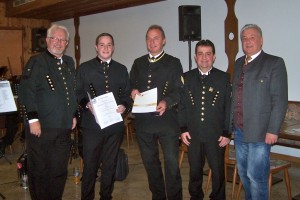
130,25,183,200
19,24,77,200
76,33,131,200
179,40,231,200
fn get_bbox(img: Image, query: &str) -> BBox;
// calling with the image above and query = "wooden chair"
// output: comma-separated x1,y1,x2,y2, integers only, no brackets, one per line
124,114,134,149
178,142,187,168
236,159,292,200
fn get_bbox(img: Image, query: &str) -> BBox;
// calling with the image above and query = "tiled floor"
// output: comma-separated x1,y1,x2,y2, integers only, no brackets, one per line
0,134,299,200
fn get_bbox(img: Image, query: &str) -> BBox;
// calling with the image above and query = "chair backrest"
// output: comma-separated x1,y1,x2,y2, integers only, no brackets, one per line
224,135,235,165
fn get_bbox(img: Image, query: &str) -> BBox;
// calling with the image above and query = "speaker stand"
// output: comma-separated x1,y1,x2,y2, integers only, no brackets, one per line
188,37,192,71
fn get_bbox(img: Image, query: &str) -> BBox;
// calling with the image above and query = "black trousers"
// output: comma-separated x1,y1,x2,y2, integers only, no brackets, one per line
81,128,123,200
25,127,71,200
136,129,182,200
188,140,225,200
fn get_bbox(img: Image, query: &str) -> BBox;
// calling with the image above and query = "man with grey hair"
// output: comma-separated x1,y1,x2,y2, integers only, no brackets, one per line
230,24,288,199
19,24,77,200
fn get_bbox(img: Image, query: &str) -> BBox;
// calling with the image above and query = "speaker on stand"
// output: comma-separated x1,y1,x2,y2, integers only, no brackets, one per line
32,28,47,53
179,5,201,71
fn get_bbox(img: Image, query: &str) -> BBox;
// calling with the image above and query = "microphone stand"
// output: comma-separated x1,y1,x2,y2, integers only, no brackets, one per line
188,36,192,71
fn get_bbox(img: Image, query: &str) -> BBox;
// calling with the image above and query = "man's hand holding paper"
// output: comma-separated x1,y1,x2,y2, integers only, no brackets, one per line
132,88,158,113
88,92,123,129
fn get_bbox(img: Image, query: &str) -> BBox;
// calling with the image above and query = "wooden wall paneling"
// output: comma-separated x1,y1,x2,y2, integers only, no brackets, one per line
0,28,23,77
0,2,51,74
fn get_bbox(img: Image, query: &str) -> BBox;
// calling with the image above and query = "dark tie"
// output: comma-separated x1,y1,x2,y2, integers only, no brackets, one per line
200,73,207,80
102,61,109,66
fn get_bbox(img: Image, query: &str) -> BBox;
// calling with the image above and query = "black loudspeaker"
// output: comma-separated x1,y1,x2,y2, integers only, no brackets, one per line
32,28,47,53
178,5,201,41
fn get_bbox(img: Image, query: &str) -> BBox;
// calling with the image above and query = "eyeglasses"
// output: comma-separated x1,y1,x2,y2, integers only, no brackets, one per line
49,37,68,44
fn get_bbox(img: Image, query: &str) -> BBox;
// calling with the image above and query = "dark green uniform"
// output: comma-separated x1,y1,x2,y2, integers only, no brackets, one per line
178,67,231,200
19,50,77,200
130,52,183,200
76,57,131,200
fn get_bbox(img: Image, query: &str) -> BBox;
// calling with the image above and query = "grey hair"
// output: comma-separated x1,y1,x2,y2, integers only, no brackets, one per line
240,24,263,39
47,24,70,41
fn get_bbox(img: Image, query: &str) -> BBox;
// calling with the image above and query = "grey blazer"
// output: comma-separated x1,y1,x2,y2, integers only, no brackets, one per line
231,51,288,142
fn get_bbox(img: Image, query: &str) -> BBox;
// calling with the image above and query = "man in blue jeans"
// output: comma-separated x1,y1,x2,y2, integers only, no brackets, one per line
231,24,288,200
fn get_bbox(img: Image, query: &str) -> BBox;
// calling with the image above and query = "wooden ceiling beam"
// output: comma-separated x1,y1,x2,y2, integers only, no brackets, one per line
4,0,164,21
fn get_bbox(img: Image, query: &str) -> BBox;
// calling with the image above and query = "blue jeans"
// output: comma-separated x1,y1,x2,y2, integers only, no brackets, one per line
234,128,271,200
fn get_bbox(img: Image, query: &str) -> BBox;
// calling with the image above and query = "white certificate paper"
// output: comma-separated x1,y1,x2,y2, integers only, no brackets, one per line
132,87,157,113
88,92,123,129
0,80,17,113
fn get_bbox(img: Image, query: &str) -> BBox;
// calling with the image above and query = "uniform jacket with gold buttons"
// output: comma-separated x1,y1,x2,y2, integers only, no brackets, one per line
130,53,183,134
76,57,131,131
19,51,77,129
178,67,231,142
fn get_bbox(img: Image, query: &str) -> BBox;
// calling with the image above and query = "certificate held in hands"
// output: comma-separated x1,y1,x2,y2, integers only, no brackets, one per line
132,88,157,113
87,92,123,129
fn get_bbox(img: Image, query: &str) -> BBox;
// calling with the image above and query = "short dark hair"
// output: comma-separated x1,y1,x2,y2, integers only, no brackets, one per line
146,24,166,39
195,40,215,54
95,33,114,45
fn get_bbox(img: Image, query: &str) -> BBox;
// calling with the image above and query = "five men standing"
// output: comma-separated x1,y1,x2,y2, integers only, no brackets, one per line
18,22,288,200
